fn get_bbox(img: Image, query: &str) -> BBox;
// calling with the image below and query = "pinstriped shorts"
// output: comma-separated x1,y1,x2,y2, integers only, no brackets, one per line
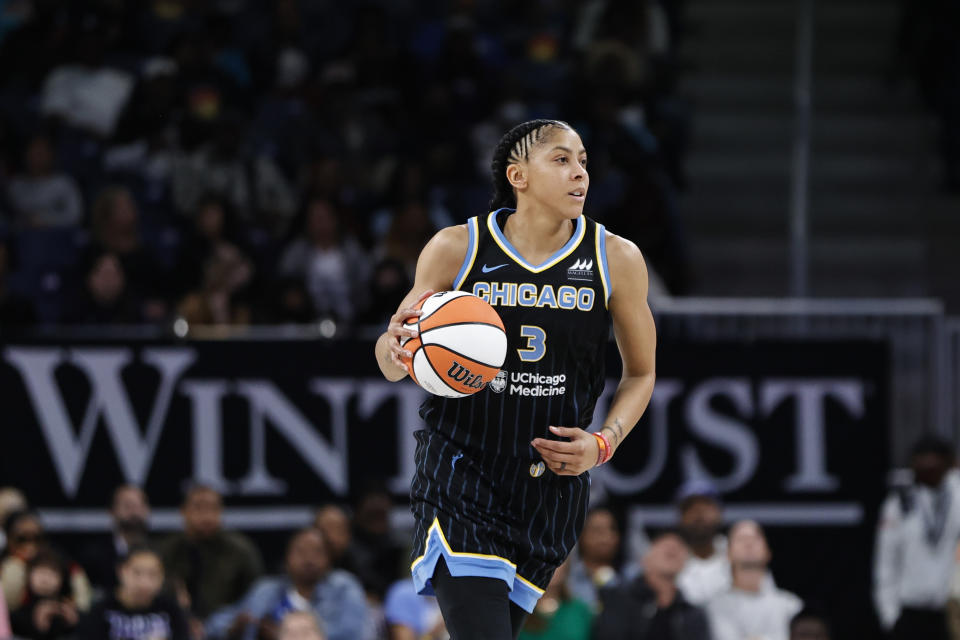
409,428,590,613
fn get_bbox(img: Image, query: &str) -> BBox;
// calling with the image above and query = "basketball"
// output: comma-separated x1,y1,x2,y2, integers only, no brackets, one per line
400,291,508,398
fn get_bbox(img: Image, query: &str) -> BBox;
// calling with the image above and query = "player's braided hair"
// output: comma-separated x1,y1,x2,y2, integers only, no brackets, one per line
488,119,572,211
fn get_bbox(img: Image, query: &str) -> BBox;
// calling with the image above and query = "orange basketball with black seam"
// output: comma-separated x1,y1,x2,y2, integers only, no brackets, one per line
400,291,507,398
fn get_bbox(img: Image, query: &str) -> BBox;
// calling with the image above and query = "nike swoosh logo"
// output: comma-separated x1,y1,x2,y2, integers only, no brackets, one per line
482,264,508,273
451,453,464,470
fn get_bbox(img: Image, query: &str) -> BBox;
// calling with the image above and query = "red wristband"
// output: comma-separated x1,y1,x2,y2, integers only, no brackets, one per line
592,433,605,466
592,432,613,466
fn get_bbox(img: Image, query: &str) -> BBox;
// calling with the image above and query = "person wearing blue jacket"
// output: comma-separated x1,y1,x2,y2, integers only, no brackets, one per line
205,528,369,640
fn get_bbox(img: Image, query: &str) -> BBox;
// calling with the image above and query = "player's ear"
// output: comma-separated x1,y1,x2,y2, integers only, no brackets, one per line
506,163,527,190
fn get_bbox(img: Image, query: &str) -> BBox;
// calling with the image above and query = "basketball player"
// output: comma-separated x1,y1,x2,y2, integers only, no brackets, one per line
374,119,656,639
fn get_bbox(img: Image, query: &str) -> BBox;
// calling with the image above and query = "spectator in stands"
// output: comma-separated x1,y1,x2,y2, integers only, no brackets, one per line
6,133,83,228
518,558,591,640
348,487,404,600
159,484,263,621
80,485,151,592
10,548,80,639
790,608,831,640
62,251,141,324
675,479,730,605
171,194,248,298
1,510,92,613
278,196,369,324
39,14,134,139
0,488,27,553
255,275,314,324
593,531,710,640
278,610,326,640
171,112,297,235
706,520,802,640
177,241,254,326
875,435,960,639
373,199,437,281
313,504,361,578
0,588,9,640
357,258,411,327
0,235,37,328
382,578,444,640
82,186,166,320
205,528,368,640
76,545,189,640
566,506,622,609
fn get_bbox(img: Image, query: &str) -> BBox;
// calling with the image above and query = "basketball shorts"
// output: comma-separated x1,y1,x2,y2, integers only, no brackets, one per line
409,428,591,613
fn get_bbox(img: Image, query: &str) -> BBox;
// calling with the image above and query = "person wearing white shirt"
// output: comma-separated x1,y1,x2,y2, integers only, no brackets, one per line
675,480,730,605
874,436,958,640
706,520,803,640
7,134,83,228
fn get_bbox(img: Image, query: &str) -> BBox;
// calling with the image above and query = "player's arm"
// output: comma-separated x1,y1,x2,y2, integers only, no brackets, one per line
595,233,657,454
532,233,656,475
375,225,468,382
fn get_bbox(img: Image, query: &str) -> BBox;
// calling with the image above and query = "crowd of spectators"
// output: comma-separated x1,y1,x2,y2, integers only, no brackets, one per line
2,435,956,640
0,0,691,334
0,477,839,640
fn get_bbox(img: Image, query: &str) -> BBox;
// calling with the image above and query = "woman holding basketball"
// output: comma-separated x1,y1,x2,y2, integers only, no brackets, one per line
374,119,656,640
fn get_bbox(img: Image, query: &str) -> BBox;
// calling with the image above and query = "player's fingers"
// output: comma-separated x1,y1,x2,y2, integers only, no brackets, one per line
415,289,436,304
388,317,420,334
389,352,409,373
549,425,583,438
533,447,576,465
548,461,577,476
389,342,413,359
387,320,419,340
531,438,578,455
390,308,423,327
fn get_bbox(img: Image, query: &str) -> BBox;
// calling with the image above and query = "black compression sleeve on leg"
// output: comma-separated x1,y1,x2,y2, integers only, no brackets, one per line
431,556,516,640
509,601,529,639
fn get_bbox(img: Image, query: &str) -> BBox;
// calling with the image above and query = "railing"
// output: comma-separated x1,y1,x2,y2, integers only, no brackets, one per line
946,319,960,442
789,0,814,296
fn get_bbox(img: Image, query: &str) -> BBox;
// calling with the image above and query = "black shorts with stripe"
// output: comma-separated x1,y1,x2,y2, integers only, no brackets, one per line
409,428,590,613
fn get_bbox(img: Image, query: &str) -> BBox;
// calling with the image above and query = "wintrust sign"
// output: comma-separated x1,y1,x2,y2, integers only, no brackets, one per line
0,339,886,518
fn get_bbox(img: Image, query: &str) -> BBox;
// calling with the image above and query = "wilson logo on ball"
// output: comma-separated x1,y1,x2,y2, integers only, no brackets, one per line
446,362,486,390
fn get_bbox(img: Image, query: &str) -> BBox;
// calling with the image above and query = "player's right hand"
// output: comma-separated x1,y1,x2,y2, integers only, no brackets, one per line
386,289,435,373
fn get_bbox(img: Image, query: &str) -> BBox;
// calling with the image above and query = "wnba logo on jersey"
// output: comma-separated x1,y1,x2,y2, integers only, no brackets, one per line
488,370,507,393
446,361,486,390
567,258,594,281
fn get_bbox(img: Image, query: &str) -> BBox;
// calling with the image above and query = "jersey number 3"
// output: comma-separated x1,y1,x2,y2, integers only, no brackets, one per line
517,325,547,362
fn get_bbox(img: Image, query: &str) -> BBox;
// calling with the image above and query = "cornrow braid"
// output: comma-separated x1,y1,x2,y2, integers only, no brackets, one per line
488,119,572,211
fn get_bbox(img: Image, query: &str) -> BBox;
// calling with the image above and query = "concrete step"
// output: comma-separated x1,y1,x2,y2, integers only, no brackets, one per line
809,154,939,191
692,112,933,155
687,1,797,24
680,192,926,236
687,152,792,181
682,73,919,115
683,38,796,74
812,41,894,73
681,73,793,110
809,194,931,234
693,113,793,153
812,115,937,153
687,235,927,296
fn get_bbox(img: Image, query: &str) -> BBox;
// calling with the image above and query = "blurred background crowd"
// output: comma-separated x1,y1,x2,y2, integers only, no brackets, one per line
0,479,827,640
0,0,692,332
5,433,960,640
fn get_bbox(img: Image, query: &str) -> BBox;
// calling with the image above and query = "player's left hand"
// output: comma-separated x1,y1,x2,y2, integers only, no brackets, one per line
531,426,600,476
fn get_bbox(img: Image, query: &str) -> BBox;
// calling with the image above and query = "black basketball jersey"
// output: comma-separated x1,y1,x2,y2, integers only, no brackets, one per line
419,208,613,459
